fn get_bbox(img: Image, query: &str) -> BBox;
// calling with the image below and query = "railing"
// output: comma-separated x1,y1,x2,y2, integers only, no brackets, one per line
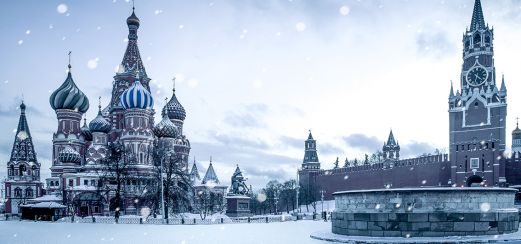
54,214,309,225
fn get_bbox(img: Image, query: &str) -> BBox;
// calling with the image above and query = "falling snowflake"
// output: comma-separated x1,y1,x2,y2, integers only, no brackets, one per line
154,9,163,15
421,180,427,185
96,26,102,30
49,24,54,29
257,193,267,202
295,22,306,32
405,233,411,238
87,58,99,69
62,36,67,41
17,131,28,140
25,30,31,35
375,204,381,210
480,202,491,212
179,24,184,29
146,56,152,61
57,4,68,14
17,40,23,45
343,175,349,180
140,207,151,217
339,6,350,16
4,80,8,84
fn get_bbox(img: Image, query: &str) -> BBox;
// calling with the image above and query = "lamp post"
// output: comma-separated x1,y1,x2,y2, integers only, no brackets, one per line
160,154,166,219
295,185,300,214
320,190,326,220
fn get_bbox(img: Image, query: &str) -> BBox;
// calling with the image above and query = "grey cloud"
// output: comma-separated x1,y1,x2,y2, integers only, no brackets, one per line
343,134,382,152
320,143,344,155
401,141,437,158
222,103,268,128
416,29,457,58
279,135,303,150
213,133,269,150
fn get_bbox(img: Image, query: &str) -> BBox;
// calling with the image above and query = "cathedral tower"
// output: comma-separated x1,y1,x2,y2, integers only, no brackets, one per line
5,102,43,215
448,0,507,187
49,61,90,177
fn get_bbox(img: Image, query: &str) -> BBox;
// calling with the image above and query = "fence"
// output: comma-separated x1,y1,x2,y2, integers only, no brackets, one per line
56,214,319,225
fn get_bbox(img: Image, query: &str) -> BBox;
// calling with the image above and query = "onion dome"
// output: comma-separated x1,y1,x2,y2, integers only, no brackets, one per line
89,100,112,133
513,120,521,140
81,118,93,141
49,64,89,113
127,9,140,28
59,146,81,164
154,108,179,138
120,74,154,110
165,78,186,121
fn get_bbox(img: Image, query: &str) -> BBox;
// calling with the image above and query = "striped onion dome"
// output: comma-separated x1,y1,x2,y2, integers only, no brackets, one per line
81,118,93,141
49,67,89,113
120,79,154,110
89,106,111,133
153,108,179,138
58,146,82,164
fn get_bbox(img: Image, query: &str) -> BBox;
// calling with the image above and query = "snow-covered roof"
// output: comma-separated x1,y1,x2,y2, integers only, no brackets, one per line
28,194,62,203
201,162,219,184
21,202,66,209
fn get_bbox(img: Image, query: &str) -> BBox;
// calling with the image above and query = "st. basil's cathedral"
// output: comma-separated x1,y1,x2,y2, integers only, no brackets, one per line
4,8,225,216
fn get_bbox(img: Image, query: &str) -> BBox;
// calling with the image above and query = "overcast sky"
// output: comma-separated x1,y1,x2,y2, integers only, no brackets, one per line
2,0,521,189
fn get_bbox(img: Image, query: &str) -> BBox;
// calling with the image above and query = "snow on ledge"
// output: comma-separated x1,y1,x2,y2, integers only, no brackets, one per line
333,187,518,195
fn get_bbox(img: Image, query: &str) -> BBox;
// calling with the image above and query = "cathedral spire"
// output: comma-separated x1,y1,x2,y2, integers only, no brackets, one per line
386,129,397,146
122,5,146,76
10,101,37,162
500,74,507,94
470,0,486,31
449,81,455,99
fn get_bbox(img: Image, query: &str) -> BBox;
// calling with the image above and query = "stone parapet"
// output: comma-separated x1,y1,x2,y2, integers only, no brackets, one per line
332,188,519,237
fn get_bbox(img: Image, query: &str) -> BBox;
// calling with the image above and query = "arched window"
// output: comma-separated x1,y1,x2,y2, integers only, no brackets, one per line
8,165,14,176
14,187,22,197
19,165,26,176
484,35,491,45
473,34,481,47
25,188,33,197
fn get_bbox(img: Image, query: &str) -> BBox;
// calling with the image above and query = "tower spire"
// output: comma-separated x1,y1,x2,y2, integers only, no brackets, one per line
10,101,37,162
449,80,455,98
470,0,486,31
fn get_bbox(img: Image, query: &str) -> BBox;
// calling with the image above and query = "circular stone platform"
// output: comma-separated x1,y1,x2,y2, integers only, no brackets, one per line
332,188,519,238
310,229,521,243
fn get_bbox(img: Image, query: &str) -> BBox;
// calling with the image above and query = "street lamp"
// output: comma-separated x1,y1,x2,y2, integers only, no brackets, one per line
319,190,326,220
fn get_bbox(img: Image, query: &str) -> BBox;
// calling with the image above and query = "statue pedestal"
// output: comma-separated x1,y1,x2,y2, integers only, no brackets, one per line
225,194,251,217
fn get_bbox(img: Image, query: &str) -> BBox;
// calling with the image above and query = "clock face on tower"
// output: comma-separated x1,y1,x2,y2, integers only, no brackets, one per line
466,66,488,86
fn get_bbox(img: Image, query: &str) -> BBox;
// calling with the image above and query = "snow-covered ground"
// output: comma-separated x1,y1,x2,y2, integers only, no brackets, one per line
0,220,330,244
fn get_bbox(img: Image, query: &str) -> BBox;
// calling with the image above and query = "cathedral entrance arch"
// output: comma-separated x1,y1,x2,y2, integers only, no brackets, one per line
466,175,483,187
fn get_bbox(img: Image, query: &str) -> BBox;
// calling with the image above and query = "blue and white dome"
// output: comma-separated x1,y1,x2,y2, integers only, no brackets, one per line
59,146,81,164
120,79,154,110
50,68,90,113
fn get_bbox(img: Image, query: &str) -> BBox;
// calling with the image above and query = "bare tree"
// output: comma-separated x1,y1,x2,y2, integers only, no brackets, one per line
152,148,192,219
99,141,133,221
